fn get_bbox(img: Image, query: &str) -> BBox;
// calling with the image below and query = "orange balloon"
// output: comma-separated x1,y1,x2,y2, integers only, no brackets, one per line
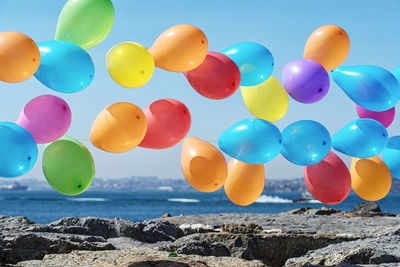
90,102,147,153
350,156,392,201
224,159,265,206
0,31,40,83
149,24,208,72
181,137,227,192
303,25,350,71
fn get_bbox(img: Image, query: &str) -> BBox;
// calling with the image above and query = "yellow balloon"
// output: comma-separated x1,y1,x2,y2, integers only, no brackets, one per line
241,76,288,122
224,159,265,206
350,156,392,201
106,42,154,88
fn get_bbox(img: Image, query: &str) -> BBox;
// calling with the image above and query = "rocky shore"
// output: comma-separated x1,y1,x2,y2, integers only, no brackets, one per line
0,202,399,266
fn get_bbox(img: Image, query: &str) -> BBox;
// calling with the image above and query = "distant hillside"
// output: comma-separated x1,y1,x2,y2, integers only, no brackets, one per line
1,176,400,193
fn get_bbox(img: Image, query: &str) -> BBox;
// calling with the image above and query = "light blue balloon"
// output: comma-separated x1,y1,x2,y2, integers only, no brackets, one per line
332,65,400,112
332,119,388,158
35,40,95,93
218,118,282,164
281,120,331,166
221,42,274,86
0,122,38,177
382,136,400,179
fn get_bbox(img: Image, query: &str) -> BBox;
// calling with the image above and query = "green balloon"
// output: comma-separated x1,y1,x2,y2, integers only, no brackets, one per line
42,136,95,195
55,0,114,50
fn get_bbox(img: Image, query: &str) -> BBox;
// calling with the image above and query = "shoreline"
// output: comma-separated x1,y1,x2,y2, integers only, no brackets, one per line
0,202,399,266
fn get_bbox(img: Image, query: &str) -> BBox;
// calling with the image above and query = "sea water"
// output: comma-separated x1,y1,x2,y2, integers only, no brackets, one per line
0,190,399,224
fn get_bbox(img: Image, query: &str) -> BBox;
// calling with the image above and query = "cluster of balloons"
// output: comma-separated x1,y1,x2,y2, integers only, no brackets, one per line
1,0,400,206
181,25,400,206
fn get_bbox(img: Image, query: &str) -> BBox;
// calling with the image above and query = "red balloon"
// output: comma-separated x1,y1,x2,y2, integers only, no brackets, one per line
304,151,351,204
184,51,240,99
139,99,191,149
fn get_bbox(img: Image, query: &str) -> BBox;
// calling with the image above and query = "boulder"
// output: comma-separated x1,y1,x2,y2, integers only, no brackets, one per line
352,201,382,214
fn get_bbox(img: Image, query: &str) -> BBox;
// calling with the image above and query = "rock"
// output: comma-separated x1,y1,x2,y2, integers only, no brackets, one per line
285,235,400,266
160,230,358,266
161,213,171,218
280,207,313,215
0,232,114,264
17,246,265,267
141,220,184,243
38,217,184,243
156,213,400,238
313,207,341,216
179,223,218,235
352,201,382,214
369,251,400,264
222,223,263,234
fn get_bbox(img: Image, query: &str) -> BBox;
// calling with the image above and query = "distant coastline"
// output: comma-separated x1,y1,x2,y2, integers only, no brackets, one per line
2,176,400,193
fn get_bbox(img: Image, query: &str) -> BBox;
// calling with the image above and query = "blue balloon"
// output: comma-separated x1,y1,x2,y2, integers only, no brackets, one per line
332,65,400,112
221,42,274,86
281,120,331,166
382,136,400,179
34,41,95,93
218,118,282,164
0,122,38,177
332,119,388,158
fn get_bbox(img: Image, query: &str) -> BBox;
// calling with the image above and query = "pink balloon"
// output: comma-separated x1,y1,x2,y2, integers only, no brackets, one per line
16,95,71,144
356,105,395,128
304,151,351,204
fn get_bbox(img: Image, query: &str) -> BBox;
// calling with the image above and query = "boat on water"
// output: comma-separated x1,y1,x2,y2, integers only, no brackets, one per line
0,182,29,191
292,192,314,203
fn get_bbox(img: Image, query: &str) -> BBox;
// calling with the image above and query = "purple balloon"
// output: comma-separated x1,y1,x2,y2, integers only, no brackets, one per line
16,95,72,144
282,59,330,103
356,105,395,128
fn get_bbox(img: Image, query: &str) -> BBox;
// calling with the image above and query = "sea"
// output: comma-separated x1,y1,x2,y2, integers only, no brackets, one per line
1,190,400,224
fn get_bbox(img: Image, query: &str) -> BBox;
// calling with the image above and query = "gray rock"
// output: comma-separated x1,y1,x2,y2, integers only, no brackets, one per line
285,235,400,266
369,251,400,264
352,201,382,214
38,217,184,243
160,230,358,266
156,213,400,238
0,232,114,264
18,246,264,267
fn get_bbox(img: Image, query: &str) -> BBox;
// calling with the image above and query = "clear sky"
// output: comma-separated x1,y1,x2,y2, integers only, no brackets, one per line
1,0,400,180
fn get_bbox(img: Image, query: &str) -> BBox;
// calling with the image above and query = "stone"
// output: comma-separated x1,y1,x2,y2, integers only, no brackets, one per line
352,201,382,214
17,246,265,267
285,235,400,266
160,230,358,266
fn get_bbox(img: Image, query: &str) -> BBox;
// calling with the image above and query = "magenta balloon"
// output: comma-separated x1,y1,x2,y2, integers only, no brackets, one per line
16,95,72,144
282,59,330,103
356,105,395,128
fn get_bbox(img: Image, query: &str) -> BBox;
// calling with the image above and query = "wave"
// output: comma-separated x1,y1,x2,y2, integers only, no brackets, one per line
168,198,200,203
67,198,107,202
255,195,292,203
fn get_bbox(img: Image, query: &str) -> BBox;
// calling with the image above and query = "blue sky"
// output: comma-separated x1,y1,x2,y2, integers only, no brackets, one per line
1,0,400,180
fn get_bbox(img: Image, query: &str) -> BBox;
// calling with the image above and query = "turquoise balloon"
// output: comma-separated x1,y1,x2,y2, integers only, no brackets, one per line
383,136,400,179
332,65,400,112
34,41,95,93
221,42,274,86
0,122,38,177
393,66,400,84
281,120,331,166
332,119,388,158
218,118,282,164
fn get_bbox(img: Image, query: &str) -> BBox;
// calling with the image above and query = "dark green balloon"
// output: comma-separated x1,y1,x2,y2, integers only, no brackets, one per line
42,136,95,195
